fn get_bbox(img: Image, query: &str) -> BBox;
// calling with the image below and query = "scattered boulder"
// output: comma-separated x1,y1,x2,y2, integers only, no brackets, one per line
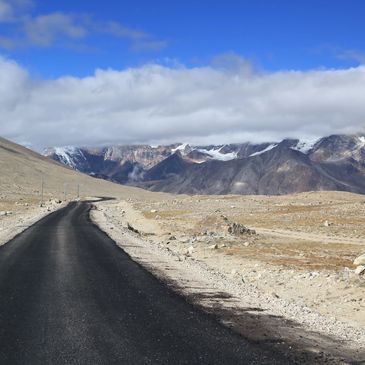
354,265,365,275
168,235,176,241
341,268,350,281
243,241,250,247
323,220,333,227
354,254,365,266
127,223,140,235
228,222,256,236
195,214,256,237
186,246,194,255
209,243,218,250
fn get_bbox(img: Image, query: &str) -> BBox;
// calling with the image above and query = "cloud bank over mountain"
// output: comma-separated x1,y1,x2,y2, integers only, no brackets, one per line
0,55,364,149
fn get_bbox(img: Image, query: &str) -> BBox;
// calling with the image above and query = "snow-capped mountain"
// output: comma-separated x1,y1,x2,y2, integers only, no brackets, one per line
44,134,365,195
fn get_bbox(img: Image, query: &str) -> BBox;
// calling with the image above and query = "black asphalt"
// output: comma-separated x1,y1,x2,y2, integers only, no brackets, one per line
0,201,294,364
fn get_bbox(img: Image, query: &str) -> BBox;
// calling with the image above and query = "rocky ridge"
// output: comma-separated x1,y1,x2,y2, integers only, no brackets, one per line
44,134,365,195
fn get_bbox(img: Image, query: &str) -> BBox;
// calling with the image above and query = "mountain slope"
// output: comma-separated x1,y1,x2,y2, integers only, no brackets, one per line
147,143,354,195
44,134,365,195
0,137,152,202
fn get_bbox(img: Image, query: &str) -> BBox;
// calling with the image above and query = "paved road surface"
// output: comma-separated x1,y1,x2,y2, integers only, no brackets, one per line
0,201,294,364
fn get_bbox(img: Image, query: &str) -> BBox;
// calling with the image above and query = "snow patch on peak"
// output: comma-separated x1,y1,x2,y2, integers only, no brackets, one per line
250,143,278,157
196,146,238,161
290,139,318,154
54,146,82,168
357,136,365,148
171,143,189,153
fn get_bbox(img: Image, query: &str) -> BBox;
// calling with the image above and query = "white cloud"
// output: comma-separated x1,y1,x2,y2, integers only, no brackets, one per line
23,12,87,47
337,49,365,64
0,0,13,21
0,56,365,150
100,21,168,51
0,2,166,51
0,0,33,22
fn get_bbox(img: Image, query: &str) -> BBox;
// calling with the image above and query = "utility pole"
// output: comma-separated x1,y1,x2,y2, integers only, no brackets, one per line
40,177,44,206
77,184,80,199
64,183,67,201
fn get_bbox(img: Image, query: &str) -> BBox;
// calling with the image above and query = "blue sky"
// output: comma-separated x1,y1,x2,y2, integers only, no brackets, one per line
1,0,364,78
0,0,365,149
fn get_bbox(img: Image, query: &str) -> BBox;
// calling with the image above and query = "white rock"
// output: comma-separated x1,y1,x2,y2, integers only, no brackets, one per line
354,254,365,266
243,241,250,247
355,265,365,275
341,267,350,281
209,244,218,249
323,220,329,227
187,246,194,255
150,209,158,213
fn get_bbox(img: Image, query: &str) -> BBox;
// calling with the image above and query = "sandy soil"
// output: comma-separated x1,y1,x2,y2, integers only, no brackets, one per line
0,198,69,246
91,191,365,363
131,191,365,327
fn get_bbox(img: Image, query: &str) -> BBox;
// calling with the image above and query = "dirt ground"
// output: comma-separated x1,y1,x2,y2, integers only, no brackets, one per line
91,191,365,364
103,191,365,331
2,136,364,362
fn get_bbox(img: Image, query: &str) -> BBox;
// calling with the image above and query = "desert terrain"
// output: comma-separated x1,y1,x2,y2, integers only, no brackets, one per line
91,190,365,362
1,136,364,363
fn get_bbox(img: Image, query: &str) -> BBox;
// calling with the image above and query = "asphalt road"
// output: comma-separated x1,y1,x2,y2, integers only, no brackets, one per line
0,201,294,364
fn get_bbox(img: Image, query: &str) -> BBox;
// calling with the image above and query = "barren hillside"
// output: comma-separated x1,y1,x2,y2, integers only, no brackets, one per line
0,137,163,205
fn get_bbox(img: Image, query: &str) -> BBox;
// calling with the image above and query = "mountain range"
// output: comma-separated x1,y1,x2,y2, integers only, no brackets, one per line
43,134,365,195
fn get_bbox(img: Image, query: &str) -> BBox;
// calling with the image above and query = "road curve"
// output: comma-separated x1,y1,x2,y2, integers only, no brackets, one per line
0,201,292,364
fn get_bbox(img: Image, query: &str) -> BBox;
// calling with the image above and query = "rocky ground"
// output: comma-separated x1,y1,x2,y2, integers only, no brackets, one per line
0,197,68,246
91,191,365,364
